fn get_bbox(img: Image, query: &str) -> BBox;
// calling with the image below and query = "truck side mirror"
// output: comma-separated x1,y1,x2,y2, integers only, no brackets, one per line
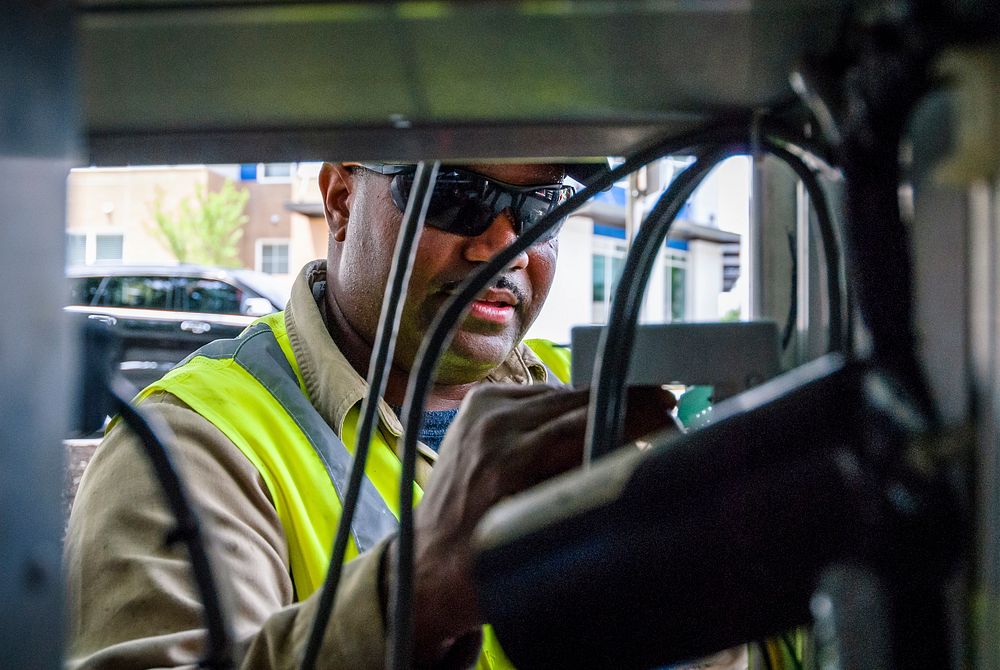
242,297,273,317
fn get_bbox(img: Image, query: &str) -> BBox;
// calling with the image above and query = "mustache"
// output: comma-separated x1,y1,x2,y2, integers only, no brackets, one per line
439,275,527,305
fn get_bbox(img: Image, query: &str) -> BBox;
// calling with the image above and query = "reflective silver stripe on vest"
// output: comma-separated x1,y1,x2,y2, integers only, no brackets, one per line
186,321,399,553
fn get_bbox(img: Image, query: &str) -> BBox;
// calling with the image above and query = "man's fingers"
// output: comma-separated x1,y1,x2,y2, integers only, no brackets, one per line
501,404,590,492
494,387,589,428
622,386,678,442
459,385,588,435
493,386,678,498
465,383,554,403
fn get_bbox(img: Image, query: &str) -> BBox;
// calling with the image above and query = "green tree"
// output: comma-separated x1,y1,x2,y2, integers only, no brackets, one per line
148,180,250,267
720,307,742,322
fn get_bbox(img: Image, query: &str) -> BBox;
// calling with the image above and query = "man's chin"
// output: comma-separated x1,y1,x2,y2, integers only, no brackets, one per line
437,329,518,382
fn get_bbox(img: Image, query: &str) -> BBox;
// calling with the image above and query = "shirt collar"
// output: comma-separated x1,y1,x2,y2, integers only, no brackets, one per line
283,260,547,443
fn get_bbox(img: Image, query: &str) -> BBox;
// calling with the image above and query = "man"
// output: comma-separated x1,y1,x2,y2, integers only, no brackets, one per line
65,160,631,669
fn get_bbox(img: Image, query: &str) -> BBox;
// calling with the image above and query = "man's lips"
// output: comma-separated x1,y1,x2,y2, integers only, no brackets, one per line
440,287,520,325
476,287,519,308
468,300,515,324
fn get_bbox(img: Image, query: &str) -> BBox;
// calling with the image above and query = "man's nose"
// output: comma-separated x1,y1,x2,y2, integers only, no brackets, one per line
462,209,529,269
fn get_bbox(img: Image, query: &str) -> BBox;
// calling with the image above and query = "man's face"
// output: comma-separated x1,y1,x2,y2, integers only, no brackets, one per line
322,162,565,384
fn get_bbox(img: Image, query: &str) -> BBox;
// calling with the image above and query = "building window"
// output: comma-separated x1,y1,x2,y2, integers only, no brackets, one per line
721,241,741,292
67,233,87,266
66,232,123,266
95,234,124,263
261,163,292,180
591,239,627,323
665,251,687,322
591,237,688,324
239,163,294,183
257,240,290,275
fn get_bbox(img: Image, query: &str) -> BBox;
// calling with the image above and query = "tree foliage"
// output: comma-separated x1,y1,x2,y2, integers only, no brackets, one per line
148,180,250,267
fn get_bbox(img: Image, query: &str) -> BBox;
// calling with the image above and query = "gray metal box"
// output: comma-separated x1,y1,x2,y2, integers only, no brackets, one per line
571,322,782,398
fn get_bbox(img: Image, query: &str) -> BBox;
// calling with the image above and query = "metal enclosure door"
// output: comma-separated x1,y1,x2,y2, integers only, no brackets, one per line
0,5,78,668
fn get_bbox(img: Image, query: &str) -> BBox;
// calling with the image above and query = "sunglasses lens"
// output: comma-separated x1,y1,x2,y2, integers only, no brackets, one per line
446,200,495,236
518,186,573,243
390,170,573,243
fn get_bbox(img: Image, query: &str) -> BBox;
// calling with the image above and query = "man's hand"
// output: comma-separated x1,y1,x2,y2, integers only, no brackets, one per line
398,383,677,664
408,384,590,663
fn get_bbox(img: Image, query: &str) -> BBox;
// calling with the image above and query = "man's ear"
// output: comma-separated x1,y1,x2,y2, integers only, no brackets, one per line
319,162,354,242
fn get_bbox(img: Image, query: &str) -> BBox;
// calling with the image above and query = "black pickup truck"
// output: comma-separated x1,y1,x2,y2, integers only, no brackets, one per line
66,265,289,389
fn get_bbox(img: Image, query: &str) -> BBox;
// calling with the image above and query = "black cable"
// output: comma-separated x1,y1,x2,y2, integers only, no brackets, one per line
585,142,747,463
299,161,440,670
763,138,845,355
110,378,234,670
782,229,798,352
790,1,942,427
387,122,752,669
836,36,940,430
585,132,848,464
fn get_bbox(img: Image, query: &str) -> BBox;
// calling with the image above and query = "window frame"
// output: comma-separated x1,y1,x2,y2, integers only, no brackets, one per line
664,249,688,322
66,230,124,266
591,236,628,324
255,238,291,275
238,162,295,183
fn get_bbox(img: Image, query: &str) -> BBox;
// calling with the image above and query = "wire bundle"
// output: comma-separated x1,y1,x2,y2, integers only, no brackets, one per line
292,120,846,668
300,161,441,670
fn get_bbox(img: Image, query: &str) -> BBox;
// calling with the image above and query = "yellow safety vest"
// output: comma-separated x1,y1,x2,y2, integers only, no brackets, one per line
131,319,805,670
134,312,570,669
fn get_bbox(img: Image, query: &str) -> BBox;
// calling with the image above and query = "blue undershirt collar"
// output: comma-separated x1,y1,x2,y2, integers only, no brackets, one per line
391,406,459,453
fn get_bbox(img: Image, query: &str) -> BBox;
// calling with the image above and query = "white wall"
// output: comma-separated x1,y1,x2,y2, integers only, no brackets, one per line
529,222,735,342
67,166,212,266
526,215,594,344
687,156,751,235
686,239,724,321
699,156,751,318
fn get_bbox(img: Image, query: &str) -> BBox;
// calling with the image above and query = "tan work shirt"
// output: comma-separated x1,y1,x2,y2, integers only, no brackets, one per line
64,260,549,669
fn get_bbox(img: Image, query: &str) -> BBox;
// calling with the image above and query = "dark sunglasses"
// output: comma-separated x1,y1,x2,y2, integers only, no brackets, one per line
355,163,576,244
